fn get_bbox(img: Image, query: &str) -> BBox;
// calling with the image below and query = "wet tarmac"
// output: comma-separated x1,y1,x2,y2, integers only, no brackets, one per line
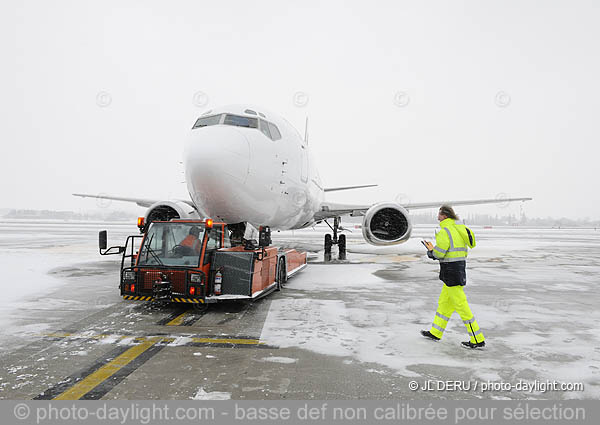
0,220,599,400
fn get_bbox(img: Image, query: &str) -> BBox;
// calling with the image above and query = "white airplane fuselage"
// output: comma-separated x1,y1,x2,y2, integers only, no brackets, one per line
184,105,324,230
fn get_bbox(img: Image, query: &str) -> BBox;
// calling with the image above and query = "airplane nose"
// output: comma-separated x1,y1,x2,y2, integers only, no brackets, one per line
184,126,250,184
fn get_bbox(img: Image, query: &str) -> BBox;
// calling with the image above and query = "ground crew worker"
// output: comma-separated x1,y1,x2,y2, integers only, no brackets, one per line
180,226,202,254
421,205,486,349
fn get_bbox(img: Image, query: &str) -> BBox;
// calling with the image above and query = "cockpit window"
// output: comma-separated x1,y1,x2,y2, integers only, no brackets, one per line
193,114,222,129
259,119,271,139
223,114,258,129
194,112,282,140
268,122,282,141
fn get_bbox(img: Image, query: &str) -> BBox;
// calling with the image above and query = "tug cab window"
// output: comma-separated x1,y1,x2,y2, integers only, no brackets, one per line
193,114,222,129
203,227,221,264
223,114,258,129
138,222,206,267
222,227,231,248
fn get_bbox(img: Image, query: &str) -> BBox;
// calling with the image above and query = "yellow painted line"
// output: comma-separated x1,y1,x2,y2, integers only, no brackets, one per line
44,332,73,338
53,337,161,400
166,311,189,326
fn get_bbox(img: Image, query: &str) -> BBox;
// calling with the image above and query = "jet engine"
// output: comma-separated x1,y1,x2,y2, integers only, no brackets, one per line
144,200,201,226
361,202,412,246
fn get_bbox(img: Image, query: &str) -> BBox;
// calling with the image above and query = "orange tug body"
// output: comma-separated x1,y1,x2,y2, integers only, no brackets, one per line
109,219,307,308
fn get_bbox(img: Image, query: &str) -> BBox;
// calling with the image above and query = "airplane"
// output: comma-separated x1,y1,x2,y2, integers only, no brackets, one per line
74,104,531,259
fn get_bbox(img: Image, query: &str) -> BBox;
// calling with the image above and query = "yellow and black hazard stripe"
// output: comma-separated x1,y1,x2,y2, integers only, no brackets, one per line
172,297,204,304
122,295,154,301
122,295,204,304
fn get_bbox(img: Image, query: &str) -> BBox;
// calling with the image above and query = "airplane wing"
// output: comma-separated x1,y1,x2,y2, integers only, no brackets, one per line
324,184,377,192
315,197,532,221
72,193,160,208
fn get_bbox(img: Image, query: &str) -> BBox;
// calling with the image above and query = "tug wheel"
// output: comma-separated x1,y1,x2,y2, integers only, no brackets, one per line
192,302,209,312
276,258,286,291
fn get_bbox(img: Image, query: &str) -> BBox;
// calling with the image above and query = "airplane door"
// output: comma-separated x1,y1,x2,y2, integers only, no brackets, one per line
301,146,308,183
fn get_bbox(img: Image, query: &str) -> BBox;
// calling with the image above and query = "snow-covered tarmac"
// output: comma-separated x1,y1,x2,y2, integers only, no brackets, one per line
0,220,599,399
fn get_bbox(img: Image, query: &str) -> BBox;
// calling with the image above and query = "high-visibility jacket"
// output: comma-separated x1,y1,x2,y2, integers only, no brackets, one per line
432,218,475,262
431,218,476,286
181,235,201,253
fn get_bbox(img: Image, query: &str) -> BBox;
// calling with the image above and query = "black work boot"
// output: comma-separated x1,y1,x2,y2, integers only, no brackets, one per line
461,340,486,349
420,330,440,341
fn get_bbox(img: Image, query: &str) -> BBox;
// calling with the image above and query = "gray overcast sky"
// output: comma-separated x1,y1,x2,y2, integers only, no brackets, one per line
2,0,599,219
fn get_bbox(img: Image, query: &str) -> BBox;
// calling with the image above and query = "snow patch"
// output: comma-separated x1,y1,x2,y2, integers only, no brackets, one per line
191,387,231,400
262,356,298,364
166,337,193,347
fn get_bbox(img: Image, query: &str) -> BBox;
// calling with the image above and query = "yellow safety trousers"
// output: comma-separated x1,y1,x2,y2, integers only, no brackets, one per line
430,284,485,344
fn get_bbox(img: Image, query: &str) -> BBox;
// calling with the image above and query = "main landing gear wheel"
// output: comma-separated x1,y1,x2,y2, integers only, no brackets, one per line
276,258,286,291
324,234,333,262
338,234,346,260
324,217,348,262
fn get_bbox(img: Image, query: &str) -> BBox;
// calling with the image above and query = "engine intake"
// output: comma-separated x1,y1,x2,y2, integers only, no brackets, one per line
144,200,201,229
362,202,412,246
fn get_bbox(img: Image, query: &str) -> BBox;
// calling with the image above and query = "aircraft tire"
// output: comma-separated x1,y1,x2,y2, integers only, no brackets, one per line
324,234,332,262
338,234,346,260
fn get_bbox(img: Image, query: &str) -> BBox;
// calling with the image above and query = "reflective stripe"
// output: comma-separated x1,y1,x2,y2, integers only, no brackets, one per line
443,226,468,253
436,312,451,321
432,323,445,333
439,257,467,263
433,247,446,260
463,317,476,324
444,227,454,249
434,246,447,254
469,328,483,336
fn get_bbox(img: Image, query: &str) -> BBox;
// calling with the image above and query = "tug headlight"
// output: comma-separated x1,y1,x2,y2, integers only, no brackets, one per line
190,274,202,283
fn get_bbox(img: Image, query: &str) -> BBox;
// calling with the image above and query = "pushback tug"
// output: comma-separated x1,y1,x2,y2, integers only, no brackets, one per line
99,218,307,310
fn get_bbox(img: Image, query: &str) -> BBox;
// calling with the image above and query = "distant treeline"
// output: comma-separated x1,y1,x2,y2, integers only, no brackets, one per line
410,212,600,228
2,209,599,228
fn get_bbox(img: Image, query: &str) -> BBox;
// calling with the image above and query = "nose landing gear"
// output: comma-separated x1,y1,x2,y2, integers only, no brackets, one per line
324,217,347,261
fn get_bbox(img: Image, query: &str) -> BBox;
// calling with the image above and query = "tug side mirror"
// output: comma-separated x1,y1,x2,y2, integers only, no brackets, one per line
99,230,107,251
99,230,124,255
